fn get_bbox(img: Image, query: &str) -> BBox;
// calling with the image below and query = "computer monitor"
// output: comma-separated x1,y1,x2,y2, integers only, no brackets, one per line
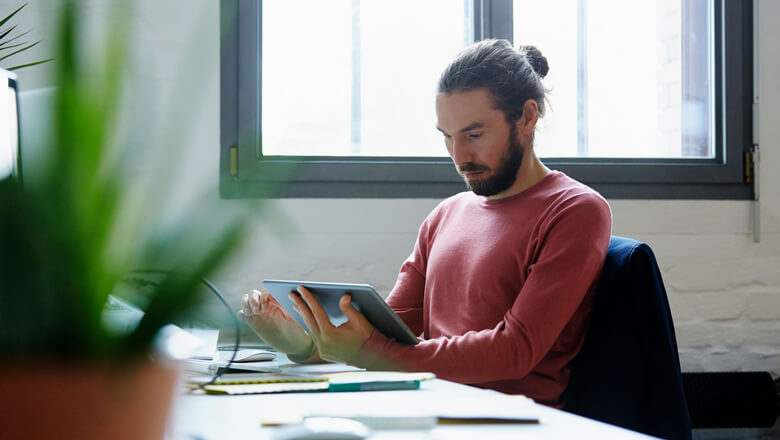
0,68,20,182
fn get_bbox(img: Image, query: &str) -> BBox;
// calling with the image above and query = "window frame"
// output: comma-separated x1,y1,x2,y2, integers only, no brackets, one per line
219,0,753,199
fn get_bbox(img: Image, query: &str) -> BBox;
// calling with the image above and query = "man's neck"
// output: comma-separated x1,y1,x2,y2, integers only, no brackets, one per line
486,152,550,201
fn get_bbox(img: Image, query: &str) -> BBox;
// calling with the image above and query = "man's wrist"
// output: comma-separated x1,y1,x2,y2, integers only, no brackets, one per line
287,340,316,363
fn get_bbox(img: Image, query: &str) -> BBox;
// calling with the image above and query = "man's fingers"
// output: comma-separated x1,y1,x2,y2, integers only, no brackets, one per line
338,294,370,326
240,294,250,313
260,288,281,306
241,291,260,316
260,289,294,319
248,289,263,314
290,291,320,337
296,286,335,331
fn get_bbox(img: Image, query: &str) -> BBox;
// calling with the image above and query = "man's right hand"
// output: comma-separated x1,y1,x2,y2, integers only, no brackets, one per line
238,288,313,358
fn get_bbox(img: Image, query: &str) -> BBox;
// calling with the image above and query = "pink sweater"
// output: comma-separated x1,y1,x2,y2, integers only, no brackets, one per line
351,171,612,406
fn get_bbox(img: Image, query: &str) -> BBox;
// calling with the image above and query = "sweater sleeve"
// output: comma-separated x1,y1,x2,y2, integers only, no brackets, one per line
350,193,612,384
381,215,434,337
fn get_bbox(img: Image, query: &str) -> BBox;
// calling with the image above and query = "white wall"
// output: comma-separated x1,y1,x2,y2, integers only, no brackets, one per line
5,0,780,377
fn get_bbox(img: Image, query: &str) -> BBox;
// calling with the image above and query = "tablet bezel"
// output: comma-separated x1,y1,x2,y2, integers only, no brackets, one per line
262,280,419,346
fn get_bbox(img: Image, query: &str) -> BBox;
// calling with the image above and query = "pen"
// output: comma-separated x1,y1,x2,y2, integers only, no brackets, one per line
328,380,421,392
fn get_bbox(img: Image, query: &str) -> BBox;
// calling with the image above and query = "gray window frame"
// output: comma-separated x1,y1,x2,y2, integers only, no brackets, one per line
219,0,753,199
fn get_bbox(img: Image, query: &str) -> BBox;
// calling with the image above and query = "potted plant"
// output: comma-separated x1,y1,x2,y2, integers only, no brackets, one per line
0,1,250,438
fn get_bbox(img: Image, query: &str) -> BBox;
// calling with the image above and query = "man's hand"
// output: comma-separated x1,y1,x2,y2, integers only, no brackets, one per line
289,286,374,363
238,288,313,358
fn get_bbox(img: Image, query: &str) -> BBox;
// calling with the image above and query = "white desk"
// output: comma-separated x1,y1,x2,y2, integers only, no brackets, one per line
169,363,657,440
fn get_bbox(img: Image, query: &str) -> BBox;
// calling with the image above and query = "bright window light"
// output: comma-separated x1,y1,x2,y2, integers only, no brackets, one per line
261,0,713,160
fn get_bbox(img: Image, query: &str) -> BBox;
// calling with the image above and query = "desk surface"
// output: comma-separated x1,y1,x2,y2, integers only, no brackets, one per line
169,361,656,440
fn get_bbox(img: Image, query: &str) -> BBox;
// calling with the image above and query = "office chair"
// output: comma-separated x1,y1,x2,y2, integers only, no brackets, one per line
563,236,692,440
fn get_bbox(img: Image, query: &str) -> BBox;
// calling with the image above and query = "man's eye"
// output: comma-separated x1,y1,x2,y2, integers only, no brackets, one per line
468,133,483,139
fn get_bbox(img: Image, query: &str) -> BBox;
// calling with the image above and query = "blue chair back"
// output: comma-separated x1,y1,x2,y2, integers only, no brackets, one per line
563,236,692,440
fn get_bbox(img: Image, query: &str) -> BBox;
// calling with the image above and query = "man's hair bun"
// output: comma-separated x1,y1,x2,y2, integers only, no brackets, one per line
438,39,550,121
518,45,549,79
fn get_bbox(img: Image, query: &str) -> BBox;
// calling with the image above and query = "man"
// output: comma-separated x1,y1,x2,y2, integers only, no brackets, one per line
239,39,611,407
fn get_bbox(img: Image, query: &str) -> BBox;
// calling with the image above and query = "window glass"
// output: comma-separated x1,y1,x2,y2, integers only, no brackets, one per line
262,0,468,157
262,1,713,160
514,0,713,158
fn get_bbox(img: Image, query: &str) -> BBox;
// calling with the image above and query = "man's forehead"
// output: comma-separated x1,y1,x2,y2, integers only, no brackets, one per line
436,89,503,131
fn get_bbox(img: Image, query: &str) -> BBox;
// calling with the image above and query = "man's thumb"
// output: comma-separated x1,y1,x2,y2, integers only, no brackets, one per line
339,295,367,323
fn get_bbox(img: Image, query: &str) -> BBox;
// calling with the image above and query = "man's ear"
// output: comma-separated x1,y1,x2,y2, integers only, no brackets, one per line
516,99,539,136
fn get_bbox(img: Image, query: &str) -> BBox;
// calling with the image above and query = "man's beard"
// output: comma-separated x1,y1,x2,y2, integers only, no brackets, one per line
459,126,524,197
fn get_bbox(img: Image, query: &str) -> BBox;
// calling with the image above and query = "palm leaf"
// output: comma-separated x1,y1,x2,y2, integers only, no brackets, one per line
0,3,26,30
0,42,23,52
0,5,49,71
6,57,51,71
0,24,18,42
0,39,39,62
0,28,30,48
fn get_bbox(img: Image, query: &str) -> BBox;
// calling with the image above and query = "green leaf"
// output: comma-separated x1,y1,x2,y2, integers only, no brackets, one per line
0,3,26,30
6,57,52,71
126,219,247,353
0,24,18,42
0,42,25,52
0,28,31,47
0,39,39,62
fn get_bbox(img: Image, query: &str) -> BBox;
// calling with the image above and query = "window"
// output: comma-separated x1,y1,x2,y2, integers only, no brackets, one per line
261,1,467,158
220,0,753,199
515,0,714,160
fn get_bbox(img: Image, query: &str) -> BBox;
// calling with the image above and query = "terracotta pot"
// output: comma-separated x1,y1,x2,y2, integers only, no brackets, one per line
0,359,179,440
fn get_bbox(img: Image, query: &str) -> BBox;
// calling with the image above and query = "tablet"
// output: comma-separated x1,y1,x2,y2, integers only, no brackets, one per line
262,280,419,345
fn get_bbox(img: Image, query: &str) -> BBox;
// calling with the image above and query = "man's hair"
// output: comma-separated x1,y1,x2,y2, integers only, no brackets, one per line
438,39,549,123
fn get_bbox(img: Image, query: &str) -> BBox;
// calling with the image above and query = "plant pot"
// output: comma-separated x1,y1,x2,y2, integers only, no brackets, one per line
0,359,179,439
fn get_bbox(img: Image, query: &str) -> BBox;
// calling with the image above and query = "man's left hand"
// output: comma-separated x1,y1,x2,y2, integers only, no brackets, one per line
289,286,375,363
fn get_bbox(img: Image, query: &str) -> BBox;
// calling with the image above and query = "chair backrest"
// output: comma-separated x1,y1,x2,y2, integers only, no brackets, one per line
563,236,692,440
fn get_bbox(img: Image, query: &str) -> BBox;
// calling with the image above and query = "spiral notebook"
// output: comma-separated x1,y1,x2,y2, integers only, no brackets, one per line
187,372,329,394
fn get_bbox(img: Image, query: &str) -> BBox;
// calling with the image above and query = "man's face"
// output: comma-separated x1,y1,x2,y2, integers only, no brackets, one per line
436,89,524,197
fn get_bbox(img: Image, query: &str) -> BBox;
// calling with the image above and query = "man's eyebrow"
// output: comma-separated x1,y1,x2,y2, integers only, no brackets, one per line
436,122,485,135
458,122,485,133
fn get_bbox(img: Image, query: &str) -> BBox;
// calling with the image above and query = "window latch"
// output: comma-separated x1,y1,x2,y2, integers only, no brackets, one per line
230,145,238,177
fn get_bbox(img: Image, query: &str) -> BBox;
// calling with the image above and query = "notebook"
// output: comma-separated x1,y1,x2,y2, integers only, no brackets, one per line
188,371,435,395
187,372,329,395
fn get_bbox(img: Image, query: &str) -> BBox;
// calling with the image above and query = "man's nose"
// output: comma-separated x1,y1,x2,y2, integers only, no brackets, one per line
450,140,473,165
